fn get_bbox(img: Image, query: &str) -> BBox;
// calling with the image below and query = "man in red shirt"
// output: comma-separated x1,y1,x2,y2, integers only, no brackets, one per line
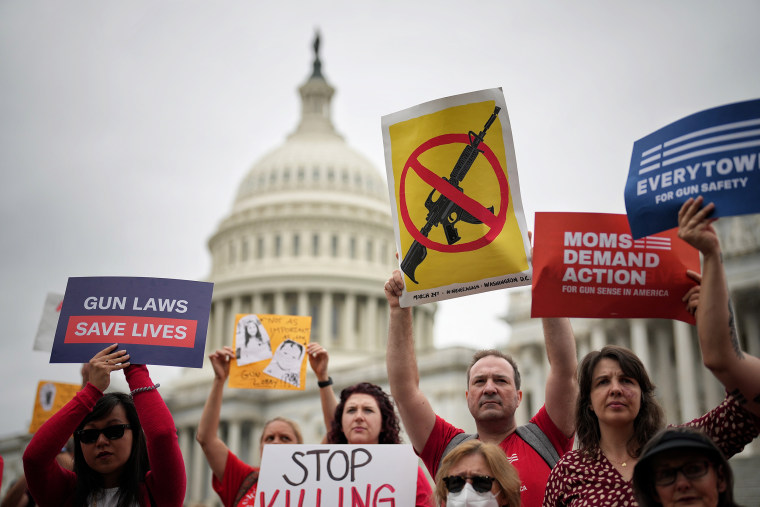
384,270,578,507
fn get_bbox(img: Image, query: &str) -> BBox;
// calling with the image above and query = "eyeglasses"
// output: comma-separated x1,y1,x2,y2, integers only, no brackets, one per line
653,459,712,486
76,424,132,444
443,475,495,494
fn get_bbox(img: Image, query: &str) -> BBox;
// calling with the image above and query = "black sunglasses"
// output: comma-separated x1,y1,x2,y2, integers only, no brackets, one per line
443,475,495,494
76,424,132,444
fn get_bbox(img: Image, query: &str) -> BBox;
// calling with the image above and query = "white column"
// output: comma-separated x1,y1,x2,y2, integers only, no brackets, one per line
252,292,263,315
206,305,216,354
422,308,433,349
298,290,309,316
250,422,263,466
190,424,206,502
591,323,606,351
701,359,723,414
366,296,378,352
213,300,225,353
577,329,590,360
320,292,333,344
178,426,193,501
221,298,233,348
674,321,699,421
630,319,650,371
274,291,286,315
343,293,356,349
357,296,368,349
378,303,389,351
413,307,425,352
231,295,242,322
654,326,677,422
228,419,242,458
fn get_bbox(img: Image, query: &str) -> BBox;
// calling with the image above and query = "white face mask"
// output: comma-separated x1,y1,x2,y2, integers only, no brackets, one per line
446,482,500,507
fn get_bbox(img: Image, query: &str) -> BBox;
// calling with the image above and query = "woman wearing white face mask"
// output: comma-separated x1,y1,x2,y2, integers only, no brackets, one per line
435,440,521,507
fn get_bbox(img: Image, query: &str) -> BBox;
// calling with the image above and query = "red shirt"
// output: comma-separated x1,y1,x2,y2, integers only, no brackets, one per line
212,450,259,506
420,405,573,507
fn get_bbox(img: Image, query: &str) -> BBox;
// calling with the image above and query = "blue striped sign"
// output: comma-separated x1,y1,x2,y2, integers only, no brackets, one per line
625,98,760,238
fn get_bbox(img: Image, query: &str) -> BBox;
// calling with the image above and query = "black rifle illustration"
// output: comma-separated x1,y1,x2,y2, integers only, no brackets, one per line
401,106,501,284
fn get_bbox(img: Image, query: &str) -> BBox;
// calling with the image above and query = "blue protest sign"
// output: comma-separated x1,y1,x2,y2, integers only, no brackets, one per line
625,98,760,238
50,277,213,368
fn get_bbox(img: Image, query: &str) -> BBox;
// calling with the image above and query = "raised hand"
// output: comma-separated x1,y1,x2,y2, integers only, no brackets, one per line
678,196,720,255
307,342,330,380
384,269,405,309
88,344,130,392
208,346,235,382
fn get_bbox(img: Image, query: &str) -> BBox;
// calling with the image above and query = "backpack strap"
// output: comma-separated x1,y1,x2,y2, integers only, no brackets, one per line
441,423,560,469
234,470,260,506
515,422,560,469
441,432,477,461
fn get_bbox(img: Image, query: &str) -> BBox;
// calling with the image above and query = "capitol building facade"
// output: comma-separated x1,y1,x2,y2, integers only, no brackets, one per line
1,37,759,506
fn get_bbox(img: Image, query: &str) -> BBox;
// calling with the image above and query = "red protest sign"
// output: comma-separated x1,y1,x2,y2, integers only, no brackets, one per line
531,212,700,323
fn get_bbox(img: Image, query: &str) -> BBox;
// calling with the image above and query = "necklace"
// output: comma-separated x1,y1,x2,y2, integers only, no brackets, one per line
604,452,632,468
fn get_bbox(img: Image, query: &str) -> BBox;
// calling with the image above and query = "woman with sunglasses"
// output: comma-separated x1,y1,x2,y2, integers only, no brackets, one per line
434,440,521,507
196,346,304,506
543,197,760,506
307,342,435,507
23,344,185,506
632,427,739,507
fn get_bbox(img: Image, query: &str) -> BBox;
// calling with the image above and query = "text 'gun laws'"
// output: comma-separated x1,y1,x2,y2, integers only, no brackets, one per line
401,106,500,284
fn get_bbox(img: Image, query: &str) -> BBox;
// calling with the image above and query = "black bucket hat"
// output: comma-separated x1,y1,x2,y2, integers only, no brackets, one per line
632,427,733,507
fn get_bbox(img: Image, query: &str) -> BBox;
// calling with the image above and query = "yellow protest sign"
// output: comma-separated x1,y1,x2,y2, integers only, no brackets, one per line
228,314,311,390
382,88,532,307
29,380,80,434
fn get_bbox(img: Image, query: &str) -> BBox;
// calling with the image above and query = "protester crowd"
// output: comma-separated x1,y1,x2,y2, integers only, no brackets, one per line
2,197,758,507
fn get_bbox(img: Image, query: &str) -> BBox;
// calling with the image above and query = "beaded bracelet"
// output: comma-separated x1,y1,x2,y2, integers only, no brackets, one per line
130,383,160,396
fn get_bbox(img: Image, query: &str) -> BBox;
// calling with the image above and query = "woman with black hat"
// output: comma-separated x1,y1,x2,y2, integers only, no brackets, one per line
632,426,739,507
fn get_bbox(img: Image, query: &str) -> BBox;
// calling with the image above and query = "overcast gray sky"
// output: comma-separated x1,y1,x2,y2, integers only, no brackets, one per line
1,1,759,438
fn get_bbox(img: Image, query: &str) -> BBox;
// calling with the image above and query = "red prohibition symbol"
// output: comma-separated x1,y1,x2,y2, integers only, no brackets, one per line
399,133,510,252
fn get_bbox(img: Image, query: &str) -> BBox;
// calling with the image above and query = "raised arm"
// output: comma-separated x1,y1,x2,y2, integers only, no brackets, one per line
678,196,760,417
531,228,578,437
196,347,235,481
126,362,185,505
308,342,338,436
542,317,578,437
384,270,437,454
